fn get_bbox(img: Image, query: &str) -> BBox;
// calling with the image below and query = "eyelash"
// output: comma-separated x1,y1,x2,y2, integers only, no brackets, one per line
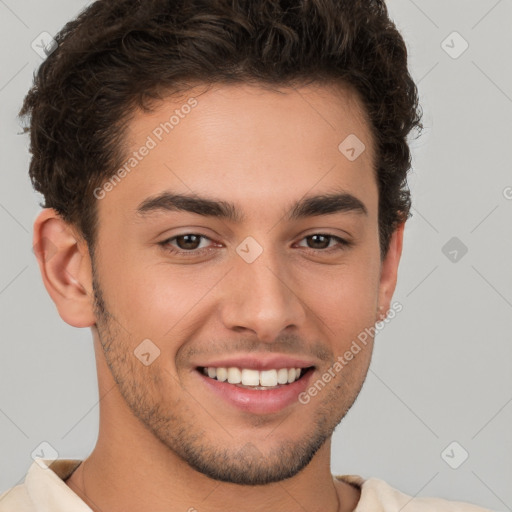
159,233,352,257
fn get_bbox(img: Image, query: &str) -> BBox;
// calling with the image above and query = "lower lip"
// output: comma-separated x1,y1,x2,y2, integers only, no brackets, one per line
197,368,314,415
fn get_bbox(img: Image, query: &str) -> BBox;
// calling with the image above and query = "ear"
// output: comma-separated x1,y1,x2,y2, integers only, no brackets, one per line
376,221,405,320
33,208,96,328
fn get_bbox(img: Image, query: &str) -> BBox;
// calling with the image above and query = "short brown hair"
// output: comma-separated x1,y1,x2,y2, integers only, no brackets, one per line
19,0,422,256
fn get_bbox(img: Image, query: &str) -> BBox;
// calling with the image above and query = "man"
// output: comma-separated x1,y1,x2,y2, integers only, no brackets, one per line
0,0,493,510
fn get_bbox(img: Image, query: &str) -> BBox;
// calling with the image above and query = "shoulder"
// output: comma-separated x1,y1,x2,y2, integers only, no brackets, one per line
335,475,494,511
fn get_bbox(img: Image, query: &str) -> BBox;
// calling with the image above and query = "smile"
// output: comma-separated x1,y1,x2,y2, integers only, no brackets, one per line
199,366,312,389
195,364,315,414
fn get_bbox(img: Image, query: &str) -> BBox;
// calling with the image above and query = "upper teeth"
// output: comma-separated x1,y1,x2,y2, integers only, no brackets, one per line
202,367,303,386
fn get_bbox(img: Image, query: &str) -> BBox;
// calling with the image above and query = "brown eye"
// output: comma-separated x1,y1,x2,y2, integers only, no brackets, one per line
297,234,350,252
174,234,203,250
160,234,215,256
305,234,331,249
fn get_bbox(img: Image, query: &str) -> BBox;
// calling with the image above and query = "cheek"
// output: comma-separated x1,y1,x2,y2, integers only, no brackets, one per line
304,254,381,341
317,255,381,304
101,260,221,341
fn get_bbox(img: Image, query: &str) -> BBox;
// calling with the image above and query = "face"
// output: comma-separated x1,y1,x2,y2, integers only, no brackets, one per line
89,83,398,485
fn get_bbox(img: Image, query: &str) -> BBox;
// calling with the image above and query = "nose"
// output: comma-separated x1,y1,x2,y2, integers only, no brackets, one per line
218,244,307,343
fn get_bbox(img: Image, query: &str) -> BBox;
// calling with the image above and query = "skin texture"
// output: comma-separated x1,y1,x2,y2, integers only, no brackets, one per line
33,83,404,512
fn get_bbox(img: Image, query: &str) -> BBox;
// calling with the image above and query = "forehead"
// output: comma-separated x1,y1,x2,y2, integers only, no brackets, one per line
98,82,377,223
127,81,374,161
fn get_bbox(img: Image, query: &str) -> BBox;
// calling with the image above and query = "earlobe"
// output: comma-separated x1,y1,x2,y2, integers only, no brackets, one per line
33,209,96,328
377,221,405,320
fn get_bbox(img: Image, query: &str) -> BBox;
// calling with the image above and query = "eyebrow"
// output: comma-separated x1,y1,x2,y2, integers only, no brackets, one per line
136,189,367,222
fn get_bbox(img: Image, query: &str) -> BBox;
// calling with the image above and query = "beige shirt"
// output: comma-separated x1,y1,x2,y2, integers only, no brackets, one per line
0,459,493,511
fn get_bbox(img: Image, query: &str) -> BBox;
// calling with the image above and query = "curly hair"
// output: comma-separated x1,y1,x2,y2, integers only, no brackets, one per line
19,0,422,257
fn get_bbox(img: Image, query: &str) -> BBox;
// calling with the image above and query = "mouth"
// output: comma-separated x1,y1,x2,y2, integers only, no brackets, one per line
197,365,315,390
195,364,316,414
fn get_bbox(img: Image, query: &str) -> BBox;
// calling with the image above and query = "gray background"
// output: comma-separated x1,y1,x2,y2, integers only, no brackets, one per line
0,0,511,509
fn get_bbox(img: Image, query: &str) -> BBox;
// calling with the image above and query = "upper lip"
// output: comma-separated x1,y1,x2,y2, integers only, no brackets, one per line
195,354,316,371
